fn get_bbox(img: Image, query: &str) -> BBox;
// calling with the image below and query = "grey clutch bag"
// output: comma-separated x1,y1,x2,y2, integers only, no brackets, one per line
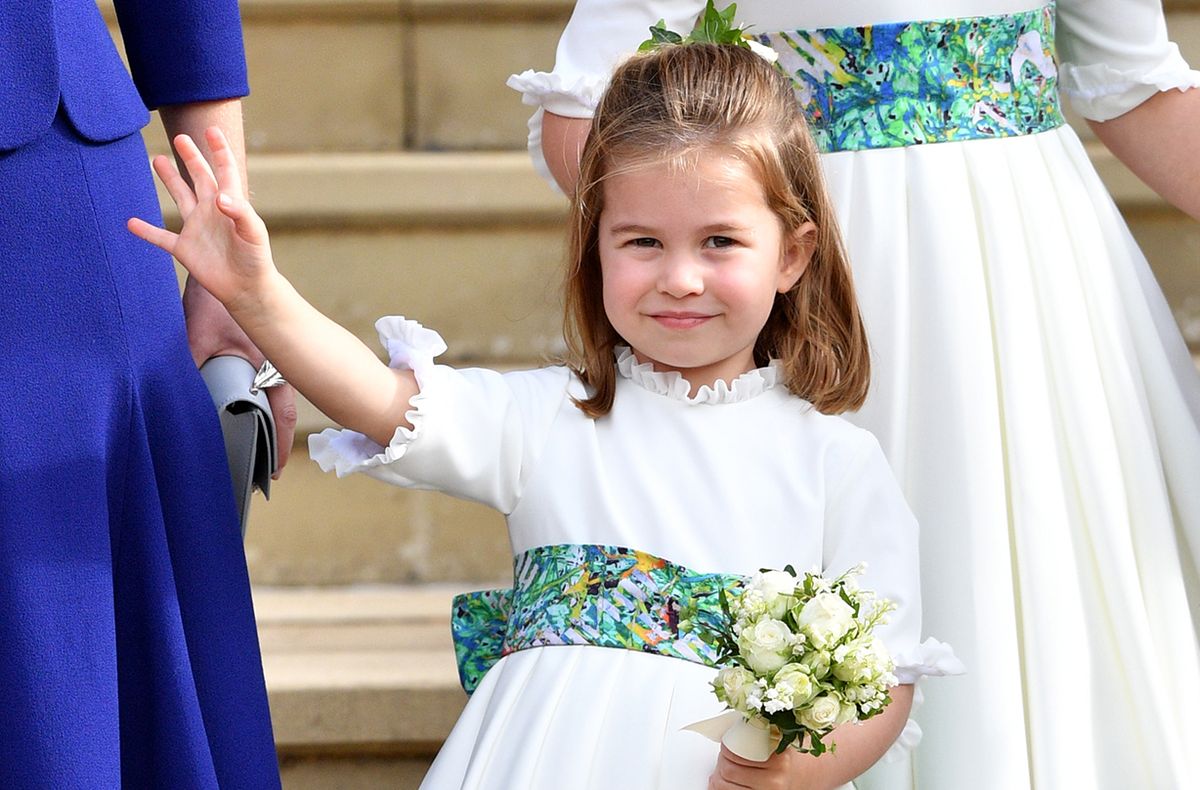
200,356,279,536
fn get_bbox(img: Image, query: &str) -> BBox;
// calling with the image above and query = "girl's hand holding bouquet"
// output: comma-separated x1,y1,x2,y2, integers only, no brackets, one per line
687,565,899,762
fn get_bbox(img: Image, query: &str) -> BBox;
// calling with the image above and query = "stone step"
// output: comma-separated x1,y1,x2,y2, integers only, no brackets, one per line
244,460,513,586
102,0,573,155
166,152,568,380
103,2,1199,154
257,584,472,790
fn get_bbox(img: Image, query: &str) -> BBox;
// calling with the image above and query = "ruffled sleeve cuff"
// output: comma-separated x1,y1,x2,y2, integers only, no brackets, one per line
507,71,609,194
879,638,965,761
506,70,608,118
891,637,965,685
307,316,446,477
1060,44,1200,120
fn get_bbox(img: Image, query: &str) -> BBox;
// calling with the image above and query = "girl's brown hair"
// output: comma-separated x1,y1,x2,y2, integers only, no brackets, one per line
563,43,869,417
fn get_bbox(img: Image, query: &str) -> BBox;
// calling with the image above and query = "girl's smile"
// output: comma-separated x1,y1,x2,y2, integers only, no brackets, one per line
598,154,811,393
650,311,715,329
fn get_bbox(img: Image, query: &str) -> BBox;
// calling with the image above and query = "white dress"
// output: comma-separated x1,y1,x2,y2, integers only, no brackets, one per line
507,2,1200,789
309,317,959,790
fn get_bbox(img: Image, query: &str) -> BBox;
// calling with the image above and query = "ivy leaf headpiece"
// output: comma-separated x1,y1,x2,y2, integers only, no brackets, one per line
638,1,776,63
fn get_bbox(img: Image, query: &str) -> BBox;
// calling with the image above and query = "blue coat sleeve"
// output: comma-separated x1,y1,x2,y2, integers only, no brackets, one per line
110,0,249,109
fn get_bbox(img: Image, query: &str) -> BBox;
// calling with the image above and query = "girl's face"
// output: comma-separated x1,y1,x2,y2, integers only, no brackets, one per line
598,154,812,392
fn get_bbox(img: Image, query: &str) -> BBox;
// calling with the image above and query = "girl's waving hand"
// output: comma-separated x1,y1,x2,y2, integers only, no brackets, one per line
128,127,419,447
129,128,274,311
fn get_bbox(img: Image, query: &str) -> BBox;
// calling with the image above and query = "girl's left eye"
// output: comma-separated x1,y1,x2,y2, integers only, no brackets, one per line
705,236,737,249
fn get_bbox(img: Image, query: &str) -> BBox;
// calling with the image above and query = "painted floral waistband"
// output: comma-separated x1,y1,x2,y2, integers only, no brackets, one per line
762,3,1063,152
451,544,741,694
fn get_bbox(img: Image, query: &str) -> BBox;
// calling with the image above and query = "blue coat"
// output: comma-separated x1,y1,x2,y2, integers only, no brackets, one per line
0,0,249,149
0,2,279,788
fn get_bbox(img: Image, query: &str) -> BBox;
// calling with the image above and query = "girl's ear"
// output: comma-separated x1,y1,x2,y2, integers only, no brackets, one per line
777,221,817,292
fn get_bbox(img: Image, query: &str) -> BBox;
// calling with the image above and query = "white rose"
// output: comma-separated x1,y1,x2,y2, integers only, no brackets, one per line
797,592,855,649
800,649,832,679
831,640,871,684
797,694,842,732
772,663,815,708
836,702,859,726
745,571,797,620
714,666,756,712
738,618,795,674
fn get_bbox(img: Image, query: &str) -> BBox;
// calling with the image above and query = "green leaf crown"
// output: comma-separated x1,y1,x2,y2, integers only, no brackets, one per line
638,1,758,53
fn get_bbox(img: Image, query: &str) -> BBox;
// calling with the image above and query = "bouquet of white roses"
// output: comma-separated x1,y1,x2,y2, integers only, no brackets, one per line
684,564,897,760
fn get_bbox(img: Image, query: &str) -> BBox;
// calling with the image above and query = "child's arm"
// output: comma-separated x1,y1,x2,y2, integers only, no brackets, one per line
542,111,591,195
128,128,417,446
157,99,298,471
708,684,914,790
516,0,706,193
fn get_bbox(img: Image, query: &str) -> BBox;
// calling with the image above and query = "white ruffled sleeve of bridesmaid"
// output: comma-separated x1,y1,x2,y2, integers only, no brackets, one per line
307,316,571,513
1057,0,1200,120
506,0,706,189
821,432,965,759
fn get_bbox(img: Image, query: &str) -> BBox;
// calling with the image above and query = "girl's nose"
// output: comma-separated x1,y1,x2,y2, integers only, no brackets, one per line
657,254,705,298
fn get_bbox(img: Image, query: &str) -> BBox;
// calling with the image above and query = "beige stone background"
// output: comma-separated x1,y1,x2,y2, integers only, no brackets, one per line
101,1,1200,786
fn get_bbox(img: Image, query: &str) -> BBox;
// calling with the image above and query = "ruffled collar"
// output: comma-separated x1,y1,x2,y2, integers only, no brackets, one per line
614,346,782,405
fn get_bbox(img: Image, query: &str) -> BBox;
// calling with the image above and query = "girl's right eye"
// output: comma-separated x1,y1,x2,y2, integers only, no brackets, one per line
630,237,661,248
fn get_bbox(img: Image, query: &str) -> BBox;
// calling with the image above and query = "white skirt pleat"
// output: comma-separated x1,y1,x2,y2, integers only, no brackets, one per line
825,127,1200,789
420,646,726,789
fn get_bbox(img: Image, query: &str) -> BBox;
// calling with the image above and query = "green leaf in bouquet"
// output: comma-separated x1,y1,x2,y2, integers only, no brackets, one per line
839,585,857,610
718,585,734,622
806,730,831,757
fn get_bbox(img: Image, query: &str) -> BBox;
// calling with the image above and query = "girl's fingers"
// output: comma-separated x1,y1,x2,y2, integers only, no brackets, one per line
215,192,266,243
151,155,197,217
719,746,772,767
126,217,178,255
205,126,246,199
713,748,772,788
172,133,218,197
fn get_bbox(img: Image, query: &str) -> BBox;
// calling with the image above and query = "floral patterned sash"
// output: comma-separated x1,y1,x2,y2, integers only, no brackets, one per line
763,3,1063,152
451,544,741,694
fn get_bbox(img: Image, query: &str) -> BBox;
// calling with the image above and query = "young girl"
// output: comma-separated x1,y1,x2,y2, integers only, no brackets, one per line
129,43,958,789
512,2,1200,788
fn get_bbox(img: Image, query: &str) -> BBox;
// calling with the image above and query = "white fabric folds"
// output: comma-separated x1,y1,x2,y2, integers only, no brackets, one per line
308,316,445,477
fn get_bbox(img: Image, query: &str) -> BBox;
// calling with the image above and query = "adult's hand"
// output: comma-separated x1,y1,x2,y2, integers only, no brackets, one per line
184,276,297,474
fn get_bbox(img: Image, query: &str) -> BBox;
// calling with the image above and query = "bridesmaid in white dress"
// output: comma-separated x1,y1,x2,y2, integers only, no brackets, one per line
130,44,963,788
510,2,1200,788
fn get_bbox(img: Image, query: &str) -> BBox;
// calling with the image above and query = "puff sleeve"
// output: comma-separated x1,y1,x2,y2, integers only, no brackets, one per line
307,317,572,514
822,432,963,681
821,429,964,758
508,0,707,186
1057,0,1200,120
